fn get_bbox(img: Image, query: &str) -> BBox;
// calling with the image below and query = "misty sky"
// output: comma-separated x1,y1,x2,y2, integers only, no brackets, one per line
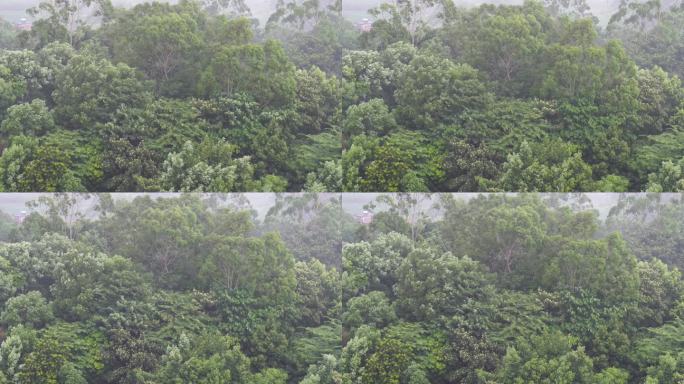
1,0,622,23
0,193,662,223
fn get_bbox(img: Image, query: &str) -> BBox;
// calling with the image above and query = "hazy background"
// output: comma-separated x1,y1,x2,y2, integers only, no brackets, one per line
0,193,654,222
0,0,622,24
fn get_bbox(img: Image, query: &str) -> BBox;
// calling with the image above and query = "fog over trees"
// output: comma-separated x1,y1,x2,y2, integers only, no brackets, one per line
0,192,681,383
0,0,638,23
0,0,682,381
0,0,683,193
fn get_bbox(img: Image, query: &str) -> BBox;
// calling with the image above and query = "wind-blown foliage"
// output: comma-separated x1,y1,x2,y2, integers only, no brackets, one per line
0,0,682,191
0,192,679,383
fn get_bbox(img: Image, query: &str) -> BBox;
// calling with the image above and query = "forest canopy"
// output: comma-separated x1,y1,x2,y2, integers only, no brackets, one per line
0,0,683,192
0,192,681,383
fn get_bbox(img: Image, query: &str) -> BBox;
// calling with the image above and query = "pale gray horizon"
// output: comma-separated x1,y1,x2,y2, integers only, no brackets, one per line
1,0,623,24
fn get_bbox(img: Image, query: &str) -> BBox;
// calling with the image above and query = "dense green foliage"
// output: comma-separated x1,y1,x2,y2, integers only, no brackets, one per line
0,193,345,383
337,192,683,384
0,192,681,383
0,0,683,191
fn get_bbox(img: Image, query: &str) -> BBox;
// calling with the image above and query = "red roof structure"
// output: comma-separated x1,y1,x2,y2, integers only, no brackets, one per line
356,210,373,225
357,18,372,32
13,211,28,224
15,18,32,31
